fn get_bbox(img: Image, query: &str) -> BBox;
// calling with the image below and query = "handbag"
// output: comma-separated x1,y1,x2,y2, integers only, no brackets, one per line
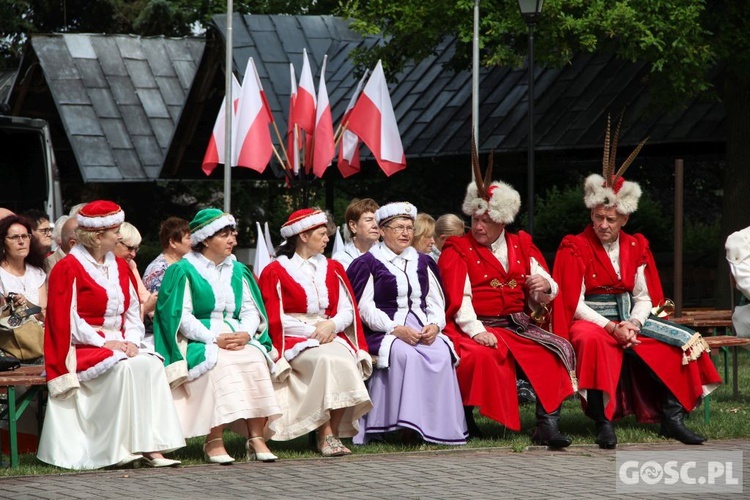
0,293,44,361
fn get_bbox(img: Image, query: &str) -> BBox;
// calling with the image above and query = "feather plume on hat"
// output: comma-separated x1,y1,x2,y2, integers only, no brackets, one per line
583,113,648,215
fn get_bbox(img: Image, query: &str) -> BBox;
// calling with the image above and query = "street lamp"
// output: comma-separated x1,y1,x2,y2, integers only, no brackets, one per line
517,0,543,236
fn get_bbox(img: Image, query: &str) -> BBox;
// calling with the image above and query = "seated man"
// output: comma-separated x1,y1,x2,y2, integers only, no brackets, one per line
552,118,721,448
439,155,576,447
726,227,750,337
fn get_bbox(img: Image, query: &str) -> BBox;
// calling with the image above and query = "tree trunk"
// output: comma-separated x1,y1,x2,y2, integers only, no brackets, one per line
716,74,750,307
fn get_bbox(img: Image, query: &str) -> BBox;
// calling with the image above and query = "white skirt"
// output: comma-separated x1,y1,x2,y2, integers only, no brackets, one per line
172,345,282,439
37,354,186,470
271,341,372,441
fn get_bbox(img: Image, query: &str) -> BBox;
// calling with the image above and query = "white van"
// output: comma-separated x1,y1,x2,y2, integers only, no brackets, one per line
0,115,63,219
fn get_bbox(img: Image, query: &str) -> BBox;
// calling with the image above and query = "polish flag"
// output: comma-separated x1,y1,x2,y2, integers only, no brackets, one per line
346,60,406,176
312,55,335,178
292,48,316,134
233,58,274,173
201,74,241,176
293,49,316,170
287,63,301,174
337,69,369,178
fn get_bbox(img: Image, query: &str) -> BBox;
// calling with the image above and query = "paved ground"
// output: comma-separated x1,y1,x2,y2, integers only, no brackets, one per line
0,440,748,499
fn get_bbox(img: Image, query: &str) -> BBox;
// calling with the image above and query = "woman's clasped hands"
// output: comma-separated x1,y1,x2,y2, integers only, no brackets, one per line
217,332,251,350
103,340,139,357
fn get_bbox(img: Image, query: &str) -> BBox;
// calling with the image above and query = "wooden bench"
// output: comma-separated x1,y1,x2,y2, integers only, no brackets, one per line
671,310,750,424
0,365,46,468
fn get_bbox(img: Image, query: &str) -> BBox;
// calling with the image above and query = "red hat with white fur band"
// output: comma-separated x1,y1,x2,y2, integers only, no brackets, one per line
280,208,328,239
77,200,125,231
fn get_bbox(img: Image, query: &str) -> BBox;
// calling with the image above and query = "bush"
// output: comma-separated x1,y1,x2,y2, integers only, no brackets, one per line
527,184,672,254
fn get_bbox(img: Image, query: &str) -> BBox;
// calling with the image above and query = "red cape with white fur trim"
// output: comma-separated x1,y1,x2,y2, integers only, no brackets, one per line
44,253,136,399
259,257,368,359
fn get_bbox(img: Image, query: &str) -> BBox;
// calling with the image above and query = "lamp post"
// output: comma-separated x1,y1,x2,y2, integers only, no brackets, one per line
517,0,543,236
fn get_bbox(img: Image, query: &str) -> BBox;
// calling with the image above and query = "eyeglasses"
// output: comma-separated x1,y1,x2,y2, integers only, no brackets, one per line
117,241,139,253
35,228,53,236
6,234,31,242
385,225,415,235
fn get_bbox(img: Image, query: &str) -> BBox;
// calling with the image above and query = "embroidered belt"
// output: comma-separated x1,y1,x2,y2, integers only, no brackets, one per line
585,293,710,364
477,313,578,391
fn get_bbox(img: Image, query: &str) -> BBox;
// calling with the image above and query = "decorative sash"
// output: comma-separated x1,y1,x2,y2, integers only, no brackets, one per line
585,293,710,365
477,313,578,391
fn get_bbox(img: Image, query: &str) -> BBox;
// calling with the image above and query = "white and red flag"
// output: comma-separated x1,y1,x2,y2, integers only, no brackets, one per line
312,55,335,177
346,60,406,176
292,48,316,134
292,49,317,171
287,63,301,174
202,74,241,176
337,69,369,178
233,57,274,173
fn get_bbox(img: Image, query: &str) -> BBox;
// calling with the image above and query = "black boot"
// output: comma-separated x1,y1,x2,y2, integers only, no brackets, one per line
464,406,484,439
586,390,616,449
660,392,706,445
531,401,571,448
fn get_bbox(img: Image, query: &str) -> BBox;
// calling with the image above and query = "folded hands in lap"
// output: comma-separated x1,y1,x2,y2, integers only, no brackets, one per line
310,320,336,344
217,332,251,350
103,340,139,357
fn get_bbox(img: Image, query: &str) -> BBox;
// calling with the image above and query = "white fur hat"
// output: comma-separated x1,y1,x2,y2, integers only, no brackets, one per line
585,114,648,215
583,174,642,215
375,202,417,226
462,180,521,224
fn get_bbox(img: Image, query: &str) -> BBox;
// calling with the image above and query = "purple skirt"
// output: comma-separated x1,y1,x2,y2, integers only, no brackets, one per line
354,330,468,445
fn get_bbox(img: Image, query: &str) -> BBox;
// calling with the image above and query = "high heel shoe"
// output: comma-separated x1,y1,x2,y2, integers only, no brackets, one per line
246,436,278,462
203,437,235,464
142,455,181,468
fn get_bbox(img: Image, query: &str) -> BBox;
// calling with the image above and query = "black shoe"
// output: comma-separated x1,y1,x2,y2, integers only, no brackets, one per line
531,401,571,448
659,421,706,445
585,390,616,449
595,421,617,449
464,406,485,439
517,379,537,406
660,392,706,445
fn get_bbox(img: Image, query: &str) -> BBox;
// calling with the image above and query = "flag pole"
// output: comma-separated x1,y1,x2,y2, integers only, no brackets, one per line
471,0,479,182
223,0,234,212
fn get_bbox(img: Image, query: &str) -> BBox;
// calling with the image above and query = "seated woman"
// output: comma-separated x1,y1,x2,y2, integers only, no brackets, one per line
259,208,372,457
412,212,436,255
38,200,185,470
331,198,380,269
143,217,192,293
115,221,157,319
153,208,281,464
347,202,468,445
0,215,47,323
431,213,465,261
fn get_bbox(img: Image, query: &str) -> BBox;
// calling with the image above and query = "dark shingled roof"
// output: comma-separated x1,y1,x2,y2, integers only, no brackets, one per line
215,14,724,162
4,16,725,183
9,33,204,182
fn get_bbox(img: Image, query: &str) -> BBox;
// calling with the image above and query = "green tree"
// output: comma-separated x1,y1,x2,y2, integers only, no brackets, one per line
343,0,750,306
0,0,340,67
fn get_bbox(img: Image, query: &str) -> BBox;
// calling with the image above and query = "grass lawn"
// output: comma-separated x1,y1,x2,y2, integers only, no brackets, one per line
3,350,750,476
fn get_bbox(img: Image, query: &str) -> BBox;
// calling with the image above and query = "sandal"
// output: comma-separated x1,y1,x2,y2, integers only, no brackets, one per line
317,435,351,457
246,436,278,462
203,437,235,464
